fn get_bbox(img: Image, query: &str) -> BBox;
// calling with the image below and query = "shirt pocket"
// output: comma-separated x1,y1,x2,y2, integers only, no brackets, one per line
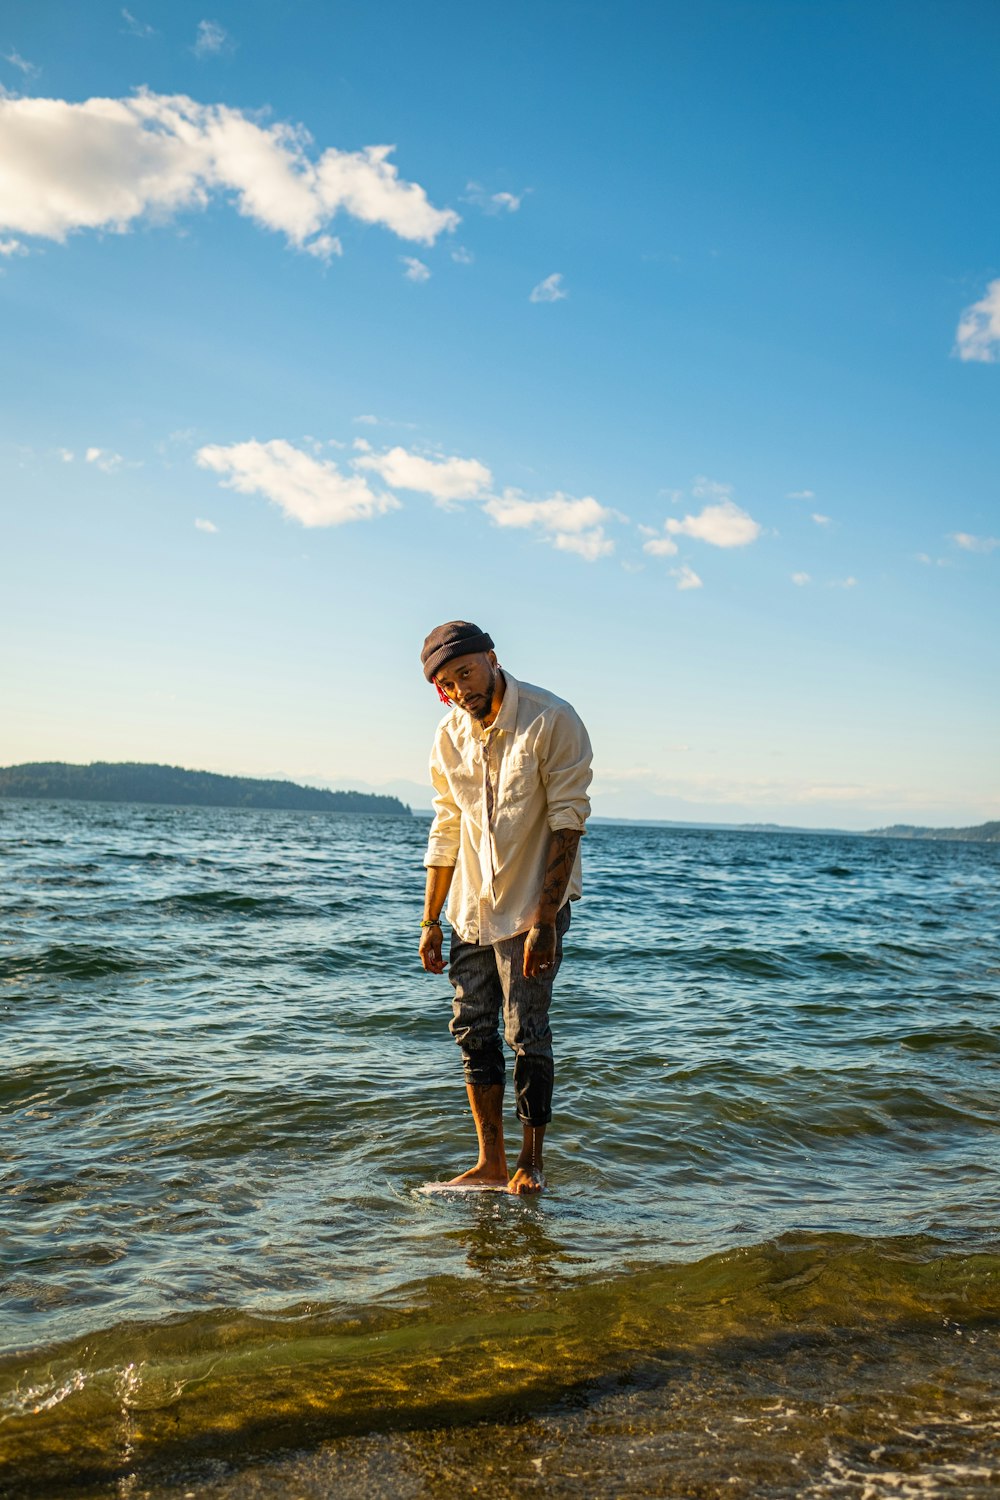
501,751,540,805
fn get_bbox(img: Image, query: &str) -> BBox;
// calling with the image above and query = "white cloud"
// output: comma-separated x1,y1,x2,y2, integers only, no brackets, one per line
954,279,1000,363
831,576,858,589
353,414,378,425
643,535,679,557
195,517,218,532
951,531,1000,553
665,497,761,548
787,489,815,500
811,512,831,526
193,20,229,57
671,565,702,590
196,438,398,527
85,446,125,473
451,245,474,264
121,8,156,37
529,272,567,303
401,255,430,282
0,91,459,257
484,489,615,561
464,182,525,215
354,444,491,503
57,447,74,462
0,237,26,256
303,233,342,261
791,572,811,585
3,51,38,78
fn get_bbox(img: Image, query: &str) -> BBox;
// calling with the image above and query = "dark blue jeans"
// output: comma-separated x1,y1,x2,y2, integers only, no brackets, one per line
447,903,571,1126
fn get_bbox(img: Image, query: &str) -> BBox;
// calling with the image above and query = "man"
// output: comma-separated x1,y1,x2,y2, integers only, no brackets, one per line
418,620,593,1195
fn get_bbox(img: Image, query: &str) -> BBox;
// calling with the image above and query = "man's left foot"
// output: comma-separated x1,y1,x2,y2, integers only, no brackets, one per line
507,1165,545,1195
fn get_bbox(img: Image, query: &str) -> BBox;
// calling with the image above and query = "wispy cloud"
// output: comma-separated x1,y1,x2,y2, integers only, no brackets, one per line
121,8,157,38
830,576,858,589
196,439,398,527
954,279,1000,363
0,237,26,257
529,272,567,303
642,535,678,557
464,182,525,214
3,50,38,78
354,444,491,504
787,489,815,501
671,565,702,590
451,245,474,265
193,20,229,57
483,490,615,561
85,446,126,473
0,92,459,258
646,480,761,549
400,255,430,282
811,512,831,526
194,517,218,533
303,233,342,262
791,572,811,585
951,531,1000,553
57,448,74,462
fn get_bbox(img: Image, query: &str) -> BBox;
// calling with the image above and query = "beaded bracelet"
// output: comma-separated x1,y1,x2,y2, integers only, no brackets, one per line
420,918,442,928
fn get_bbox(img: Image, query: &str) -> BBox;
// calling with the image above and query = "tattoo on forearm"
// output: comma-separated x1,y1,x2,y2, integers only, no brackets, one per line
539,830,581,916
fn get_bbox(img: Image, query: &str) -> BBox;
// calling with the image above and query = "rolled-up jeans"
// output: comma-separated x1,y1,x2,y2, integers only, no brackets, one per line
447,903,571,1127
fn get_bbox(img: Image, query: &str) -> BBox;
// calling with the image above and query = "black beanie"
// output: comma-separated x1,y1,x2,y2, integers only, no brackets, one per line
421,620,495,681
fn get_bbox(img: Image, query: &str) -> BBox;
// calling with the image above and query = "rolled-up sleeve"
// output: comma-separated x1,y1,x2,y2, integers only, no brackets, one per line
539,707,593,834
424,741,462,868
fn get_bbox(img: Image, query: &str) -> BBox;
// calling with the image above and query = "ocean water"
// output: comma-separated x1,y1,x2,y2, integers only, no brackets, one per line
2,799,1000,1497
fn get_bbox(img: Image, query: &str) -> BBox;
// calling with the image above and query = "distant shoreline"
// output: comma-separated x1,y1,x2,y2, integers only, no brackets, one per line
0,762,412,817
2,762,995,840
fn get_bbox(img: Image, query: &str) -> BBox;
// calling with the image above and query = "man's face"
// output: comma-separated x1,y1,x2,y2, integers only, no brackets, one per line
435,651,498,721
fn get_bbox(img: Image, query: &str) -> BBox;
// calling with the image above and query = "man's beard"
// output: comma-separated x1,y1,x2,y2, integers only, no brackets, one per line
467,666,496,721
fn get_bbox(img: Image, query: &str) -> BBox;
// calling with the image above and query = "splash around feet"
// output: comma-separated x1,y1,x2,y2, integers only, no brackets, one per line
507,1164,545,1195
444,1162,509,1190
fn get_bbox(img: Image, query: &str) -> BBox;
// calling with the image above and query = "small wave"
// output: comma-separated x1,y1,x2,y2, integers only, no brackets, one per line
0,945,148,980
145,890,317,919
695,946,789,978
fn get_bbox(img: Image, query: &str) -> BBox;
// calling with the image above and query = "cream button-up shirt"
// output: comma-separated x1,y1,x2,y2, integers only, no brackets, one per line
424,672,593,944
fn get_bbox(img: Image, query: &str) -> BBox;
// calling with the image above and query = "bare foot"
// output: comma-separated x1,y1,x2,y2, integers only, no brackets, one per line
507,1164,545,1195
446,1161,509,1189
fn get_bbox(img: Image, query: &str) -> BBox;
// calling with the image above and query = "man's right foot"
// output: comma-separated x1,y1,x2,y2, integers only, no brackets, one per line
445,1162,509,1189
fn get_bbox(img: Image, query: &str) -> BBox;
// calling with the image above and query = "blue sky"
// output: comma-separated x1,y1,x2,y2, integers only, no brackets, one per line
2,0,998,827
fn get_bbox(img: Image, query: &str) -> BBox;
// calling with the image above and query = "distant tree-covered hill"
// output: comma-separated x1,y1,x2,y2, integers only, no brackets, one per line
866,821,1000,843
0,763,411,817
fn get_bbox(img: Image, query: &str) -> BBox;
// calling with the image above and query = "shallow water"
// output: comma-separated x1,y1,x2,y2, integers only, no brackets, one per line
2,800,999,1495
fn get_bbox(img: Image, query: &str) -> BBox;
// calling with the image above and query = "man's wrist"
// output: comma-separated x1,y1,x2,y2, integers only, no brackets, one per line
421,916,442,928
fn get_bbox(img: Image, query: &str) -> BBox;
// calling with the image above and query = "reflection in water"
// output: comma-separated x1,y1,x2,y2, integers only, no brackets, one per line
441,1193,577,1283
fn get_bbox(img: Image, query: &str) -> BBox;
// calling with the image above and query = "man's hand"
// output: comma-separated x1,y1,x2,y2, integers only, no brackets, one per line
419,922,446,974
523,920,557,979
